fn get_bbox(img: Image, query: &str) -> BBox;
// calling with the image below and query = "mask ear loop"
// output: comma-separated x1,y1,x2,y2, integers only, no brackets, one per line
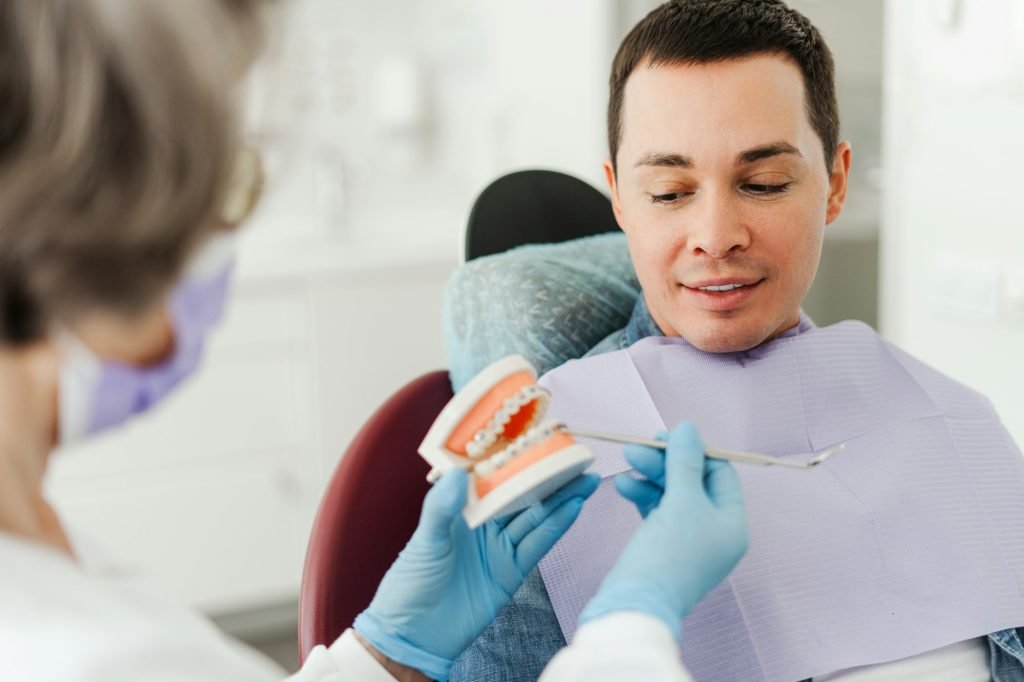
51,328,104,445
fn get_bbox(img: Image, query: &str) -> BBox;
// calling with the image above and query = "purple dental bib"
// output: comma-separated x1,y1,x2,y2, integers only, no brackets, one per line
537,321,1024,682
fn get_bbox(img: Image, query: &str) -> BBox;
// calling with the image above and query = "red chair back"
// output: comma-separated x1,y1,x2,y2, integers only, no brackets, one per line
298,370,453,661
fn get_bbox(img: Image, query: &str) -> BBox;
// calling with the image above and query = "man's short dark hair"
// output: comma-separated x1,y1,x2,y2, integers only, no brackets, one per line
608,0,839,173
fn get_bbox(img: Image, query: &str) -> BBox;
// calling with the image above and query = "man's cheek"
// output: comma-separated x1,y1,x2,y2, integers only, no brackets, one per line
638,256,668,288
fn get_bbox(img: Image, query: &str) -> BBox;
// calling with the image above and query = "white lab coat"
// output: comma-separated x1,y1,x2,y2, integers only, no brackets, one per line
303,613,693,682
0,531,990,680
0,531,691,681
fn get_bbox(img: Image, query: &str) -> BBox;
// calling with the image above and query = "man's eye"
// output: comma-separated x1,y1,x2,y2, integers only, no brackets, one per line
649,192,689,204
744,182,791,196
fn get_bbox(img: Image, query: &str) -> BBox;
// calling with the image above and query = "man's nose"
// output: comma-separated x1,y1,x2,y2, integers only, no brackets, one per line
686,191,750,259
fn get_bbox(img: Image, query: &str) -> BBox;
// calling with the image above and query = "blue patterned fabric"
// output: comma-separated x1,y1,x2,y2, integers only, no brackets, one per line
448,570,564,682
442,232,637,391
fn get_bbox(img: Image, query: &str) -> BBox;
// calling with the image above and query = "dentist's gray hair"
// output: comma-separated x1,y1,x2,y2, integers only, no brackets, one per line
0,0,270,345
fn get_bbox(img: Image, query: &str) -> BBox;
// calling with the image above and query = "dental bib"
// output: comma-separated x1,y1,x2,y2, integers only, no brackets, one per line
537,321,1024,682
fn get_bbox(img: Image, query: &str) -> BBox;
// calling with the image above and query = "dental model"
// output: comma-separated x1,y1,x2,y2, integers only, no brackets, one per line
419,355,595,528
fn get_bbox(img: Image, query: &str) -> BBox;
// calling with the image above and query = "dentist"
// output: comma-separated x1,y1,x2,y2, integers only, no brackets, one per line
0,1,747,680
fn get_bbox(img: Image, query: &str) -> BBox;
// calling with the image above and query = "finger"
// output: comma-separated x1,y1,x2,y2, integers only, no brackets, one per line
514,496,588,572
543,472,601,508
413,467,468,542
492,472,600,531
623,444,666,487
613,473,662,518
704,458,745,511
663,421,706,495
503,473,599,545
490,508,518,530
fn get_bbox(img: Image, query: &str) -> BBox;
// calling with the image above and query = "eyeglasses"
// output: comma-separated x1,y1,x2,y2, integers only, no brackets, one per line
217,144,264,228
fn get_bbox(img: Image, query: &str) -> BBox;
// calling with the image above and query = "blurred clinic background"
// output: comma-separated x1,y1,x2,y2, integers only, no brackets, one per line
43,0,1024,670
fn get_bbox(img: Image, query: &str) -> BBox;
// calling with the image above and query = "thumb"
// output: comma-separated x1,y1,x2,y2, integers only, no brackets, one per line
415,467,468,542
663,422,706,496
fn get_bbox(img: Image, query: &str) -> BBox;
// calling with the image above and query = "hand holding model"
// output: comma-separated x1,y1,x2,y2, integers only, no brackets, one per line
579,422,750,639
354,468,600,681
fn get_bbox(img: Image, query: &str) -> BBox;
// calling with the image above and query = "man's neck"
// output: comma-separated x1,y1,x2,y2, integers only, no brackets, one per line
626,296,812,350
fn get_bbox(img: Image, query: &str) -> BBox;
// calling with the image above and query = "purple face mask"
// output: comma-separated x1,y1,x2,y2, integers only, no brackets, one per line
58,236,236,443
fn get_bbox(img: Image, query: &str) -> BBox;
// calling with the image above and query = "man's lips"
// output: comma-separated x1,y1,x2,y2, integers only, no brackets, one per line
679,278,764,311
684,276,763,289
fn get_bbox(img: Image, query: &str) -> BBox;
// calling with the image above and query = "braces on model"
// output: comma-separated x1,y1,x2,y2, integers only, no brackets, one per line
466,383,551,460
418,356,595,527
472,418,559,477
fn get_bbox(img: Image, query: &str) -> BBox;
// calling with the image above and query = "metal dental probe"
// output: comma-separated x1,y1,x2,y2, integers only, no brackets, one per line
558,425,844,469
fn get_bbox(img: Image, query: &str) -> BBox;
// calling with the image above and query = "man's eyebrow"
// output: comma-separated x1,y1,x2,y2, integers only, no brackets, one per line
634,152,693,169
737,142,802,165
633,144,802,169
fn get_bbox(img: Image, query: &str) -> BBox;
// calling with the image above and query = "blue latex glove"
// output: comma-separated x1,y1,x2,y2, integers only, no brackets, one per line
579,422,749,640
354,468,600,681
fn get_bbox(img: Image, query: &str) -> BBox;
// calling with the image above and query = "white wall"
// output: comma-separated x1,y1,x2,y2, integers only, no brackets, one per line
245,0,618,258
881,0,1024,444
485,1,617,189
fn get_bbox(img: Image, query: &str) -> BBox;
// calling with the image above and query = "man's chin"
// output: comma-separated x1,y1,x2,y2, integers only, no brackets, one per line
647,296,794,353
677,322,774,354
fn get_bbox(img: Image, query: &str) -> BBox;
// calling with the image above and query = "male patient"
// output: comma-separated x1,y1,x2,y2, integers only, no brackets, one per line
447,1,1024,680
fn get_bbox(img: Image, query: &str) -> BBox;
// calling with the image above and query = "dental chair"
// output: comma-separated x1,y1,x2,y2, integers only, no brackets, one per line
297,170,625,662
297,371,449,660
464,168,620,260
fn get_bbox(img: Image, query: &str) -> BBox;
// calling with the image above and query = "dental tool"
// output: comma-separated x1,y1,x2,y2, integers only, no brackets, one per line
557,425,844,469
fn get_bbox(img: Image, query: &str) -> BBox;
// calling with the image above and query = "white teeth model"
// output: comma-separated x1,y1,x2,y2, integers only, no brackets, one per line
418,355,599,528
699,283,746,292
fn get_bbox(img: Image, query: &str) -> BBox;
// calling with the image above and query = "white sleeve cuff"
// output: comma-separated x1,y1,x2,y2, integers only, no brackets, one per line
539,611,693,682
289,629,397,682
574,611,680,649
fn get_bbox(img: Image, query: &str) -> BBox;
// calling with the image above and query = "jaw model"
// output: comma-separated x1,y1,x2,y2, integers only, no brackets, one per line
419,355,595,528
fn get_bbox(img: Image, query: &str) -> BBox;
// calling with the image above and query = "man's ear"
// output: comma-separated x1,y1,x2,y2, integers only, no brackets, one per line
825,141,852,225
603,157,626,230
